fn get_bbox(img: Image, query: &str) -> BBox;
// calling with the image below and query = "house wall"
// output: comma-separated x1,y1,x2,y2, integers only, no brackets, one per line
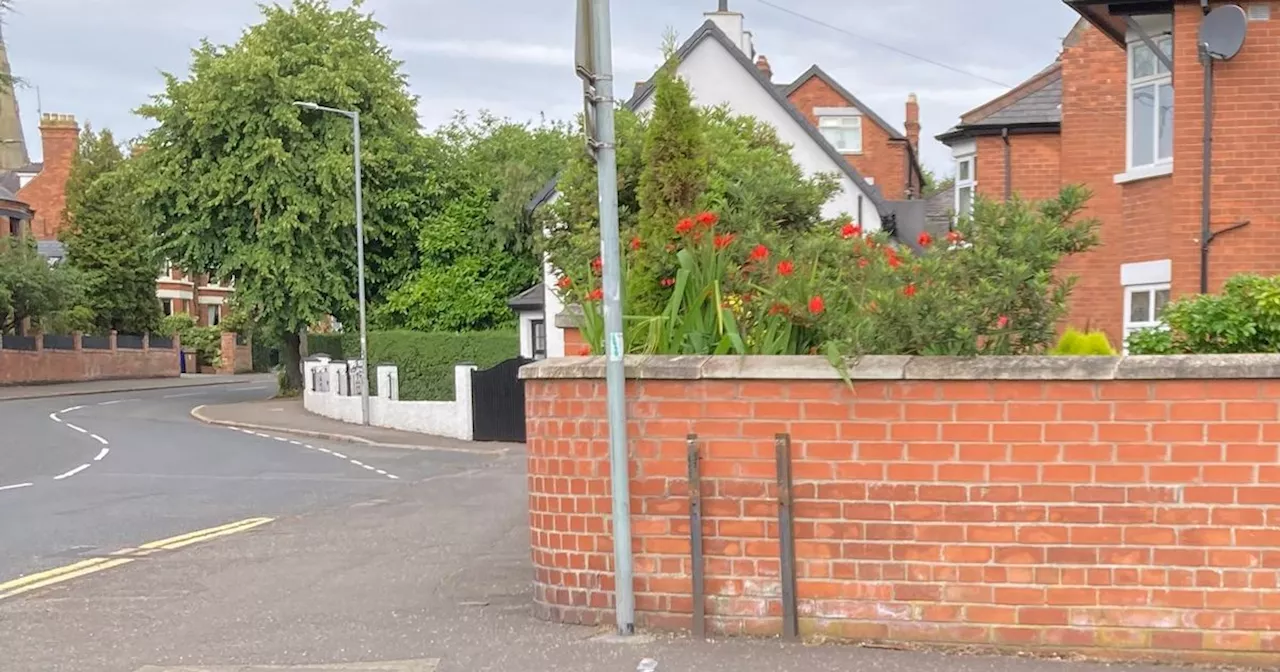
973,134,1063,203
518,309,539,360
635,37,883,231
523,354,1280,664
787,76,911,201
16,114,78,241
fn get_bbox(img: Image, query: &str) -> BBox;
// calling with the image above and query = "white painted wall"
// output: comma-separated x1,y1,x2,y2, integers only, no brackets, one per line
303,358,477,441
633,37,883,230
517,310,537,359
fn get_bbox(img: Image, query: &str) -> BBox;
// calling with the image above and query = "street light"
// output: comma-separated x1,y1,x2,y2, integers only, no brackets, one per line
293,100,371,426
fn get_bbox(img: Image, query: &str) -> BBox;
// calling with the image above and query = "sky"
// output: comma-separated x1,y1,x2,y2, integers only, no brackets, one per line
4,0,1080,175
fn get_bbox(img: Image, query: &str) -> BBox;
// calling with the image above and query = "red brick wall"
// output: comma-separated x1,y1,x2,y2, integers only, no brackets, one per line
0,336,179,385
526,359,1280,663
217,331,253,374
16,114,79,241
787,76,911,200
974,134,1062,203
1058,24,1127,342
563,326,588,356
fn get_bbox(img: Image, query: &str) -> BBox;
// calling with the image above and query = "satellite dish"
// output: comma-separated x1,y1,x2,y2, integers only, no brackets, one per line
1199,4,1248,60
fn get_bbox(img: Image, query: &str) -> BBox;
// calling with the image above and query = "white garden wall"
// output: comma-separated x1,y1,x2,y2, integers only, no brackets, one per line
303,357,476,441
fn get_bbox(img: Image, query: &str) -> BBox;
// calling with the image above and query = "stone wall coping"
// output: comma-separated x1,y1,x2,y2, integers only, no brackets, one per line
519,354,1280,381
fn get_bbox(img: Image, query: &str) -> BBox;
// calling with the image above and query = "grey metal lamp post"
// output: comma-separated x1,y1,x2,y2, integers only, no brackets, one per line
293,101,370,426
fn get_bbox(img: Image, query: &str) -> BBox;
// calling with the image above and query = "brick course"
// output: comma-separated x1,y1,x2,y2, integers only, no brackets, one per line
524,355,1280,663
0,334,179,385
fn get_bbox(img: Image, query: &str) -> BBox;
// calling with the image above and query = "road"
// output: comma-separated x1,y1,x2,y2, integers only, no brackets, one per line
0,381,478,588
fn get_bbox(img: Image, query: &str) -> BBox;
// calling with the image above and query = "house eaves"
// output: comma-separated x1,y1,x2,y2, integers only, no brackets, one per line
936,63,1063,145
590,19,891,218
1063,0,1174,47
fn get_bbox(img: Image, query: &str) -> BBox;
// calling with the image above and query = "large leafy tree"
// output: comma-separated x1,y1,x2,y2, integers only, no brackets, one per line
60,127,161,334
0,237,83,335
374,113,574,332
134,0,433,389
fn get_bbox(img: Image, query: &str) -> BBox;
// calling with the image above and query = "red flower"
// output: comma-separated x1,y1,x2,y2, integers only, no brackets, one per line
587,288,604,302
768,303,791,316
996,315,1010,329
808,295,825,315
946,230,963,244
841,223,862,239
904,283,917,298
696,211,719,227
858,257,869,269
777,260,795,276
591,257,603,274
661,277,676,287
714,233,736,249
887,254,902,269
576,345,592,356
918,232,933,247
750,244,770,261
630,236,642,250
556,276,572,290
675,218,694,235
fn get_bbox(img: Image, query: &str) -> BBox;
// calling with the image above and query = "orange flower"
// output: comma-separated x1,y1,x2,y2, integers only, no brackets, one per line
576,345,592,356
768,303,790,316
675,218,694,235
714,233,736,249
695,211,719,227
750,244,770,261
841,223,862,239
777,260,795,276
556,276,572,290
946,229,963,244
918,232,933,247
630,236,642,250
587,288,604,302
808,295,825,315
904,283,917,298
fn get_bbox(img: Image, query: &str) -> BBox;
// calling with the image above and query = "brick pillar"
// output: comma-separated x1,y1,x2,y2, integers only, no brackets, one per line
218,331,236,374
72,331,82,351
142,332,151,352
108,330,118,351
32,328,42,353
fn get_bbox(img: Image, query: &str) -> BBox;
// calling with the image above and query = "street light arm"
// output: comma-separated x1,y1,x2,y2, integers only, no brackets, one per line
292,100,356,119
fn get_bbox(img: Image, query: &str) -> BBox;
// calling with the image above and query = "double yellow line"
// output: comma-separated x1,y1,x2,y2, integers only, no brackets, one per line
0,516,274,601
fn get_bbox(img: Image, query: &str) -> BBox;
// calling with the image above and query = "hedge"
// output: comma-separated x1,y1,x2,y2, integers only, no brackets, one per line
308,330,518,401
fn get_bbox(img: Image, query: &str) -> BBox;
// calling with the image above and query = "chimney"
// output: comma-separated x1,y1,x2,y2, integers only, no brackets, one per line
39,113,79,175
755,55,773,81
706,1,752,56
905,93,921,150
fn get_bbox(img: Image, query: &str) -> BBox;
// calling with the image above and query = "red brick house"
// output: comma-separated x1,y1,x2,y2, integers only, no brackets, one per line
939,0,1280,348
779,64,925,201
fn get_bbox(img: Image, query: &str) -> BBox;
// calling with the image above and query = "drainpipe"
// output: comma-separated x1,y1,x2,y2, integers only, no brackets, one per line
1002,127,1012,201
1199,42,1250,293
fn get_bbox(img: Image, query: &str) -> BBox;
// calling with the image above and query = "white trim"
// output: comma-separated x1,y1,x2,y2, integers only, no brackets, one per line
954,150,977,219
197,295,226,306
818,113,863,154
1120,259,1172,287
1114,162,1173,184
813,106,862,117
157,277,194,286
156,289,193,300
1125,19,1173,172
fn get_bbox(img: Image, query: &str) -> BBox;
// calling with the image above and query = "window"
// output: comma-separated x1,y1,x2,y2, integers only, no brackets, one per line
819,115,862,154
1121,259,1173,352
162,299,173,317
206,304,220,326
1127,31,1173,171
955,154,976,219
532,319,547,359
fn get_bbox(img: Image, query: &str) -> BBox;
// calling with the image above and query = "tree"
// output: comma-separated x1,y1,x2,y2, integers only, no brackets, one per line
134,0,434,390
0,237,82,335
373,113,574,332
920,165,955,198
60,127,162,334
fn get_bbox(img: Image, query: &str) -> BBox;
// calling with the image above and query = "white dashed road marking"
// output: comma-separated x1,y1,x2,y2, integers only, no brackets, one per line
0,483,33,492
65,424,88,434
48,413,62,423
54,464,91,480
93,447,110,461
228,430,400,481
89,434,108,445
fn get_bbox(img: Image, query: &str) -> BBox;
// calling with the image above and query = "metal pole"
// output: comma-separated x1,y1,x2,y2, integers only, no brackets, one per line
687,434,705,640
590,0,634,636
775,433,798,640
1200,45,1213,295
352,110,370,426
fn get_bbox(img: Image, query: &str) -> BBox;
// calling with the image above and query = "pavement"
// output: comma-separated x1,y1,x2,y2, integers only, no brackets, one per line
0,373,272,401
0,380,1205,672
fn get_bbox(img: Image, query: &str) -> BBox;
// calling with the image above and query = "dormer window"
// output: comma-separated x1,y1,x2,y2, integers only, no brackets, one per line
1124,16,1173,178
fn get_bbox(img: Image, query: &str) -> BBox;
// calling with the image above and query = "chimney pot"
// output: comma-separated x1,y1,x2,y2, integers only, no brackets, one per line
904,93,921,150
755,55,773,81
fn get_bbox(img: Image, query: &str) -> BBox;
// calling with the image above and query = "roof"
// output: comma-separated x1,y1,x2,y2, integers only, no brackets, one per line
36,240,65,259
16,162,41,174
507,283,545,311
923,186,956,240
936,62,1063,144
614,19,890,216
1064,0,1172,46
781,65,907,140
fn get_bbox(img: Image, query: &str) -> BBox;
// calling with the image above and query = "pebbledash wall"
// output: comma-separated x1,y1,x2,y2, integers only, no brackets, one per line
302,356,476,441
522,354,1280,664
0,332,180,385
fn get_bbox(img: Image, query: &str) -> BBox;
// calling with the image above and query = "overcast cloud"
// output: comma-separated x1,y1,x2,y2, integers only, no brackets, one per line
5,0,1079,174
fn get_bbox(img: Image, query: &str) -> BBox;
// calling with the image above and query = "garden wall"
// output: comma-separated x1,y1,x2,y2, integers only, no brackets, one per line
0,332,181,385
302,356,476,440
522,354,1280,664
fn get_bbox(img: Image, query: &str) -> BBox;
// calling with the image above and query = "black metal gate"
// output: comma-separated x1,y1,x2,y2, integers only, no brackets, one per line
471,357,533,443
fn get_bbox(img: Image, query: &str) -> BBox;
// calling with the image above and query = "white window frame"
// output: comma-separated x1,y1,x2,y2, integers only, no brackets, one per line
1121,259,1172,352
1122,17,1173,179
955,152,976,220
206,304,221,327
816,108,863,155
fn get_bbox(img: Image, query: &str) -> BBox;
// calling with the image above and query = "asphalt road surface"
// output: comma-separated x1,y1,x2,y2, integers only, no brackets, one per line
0,382,478,585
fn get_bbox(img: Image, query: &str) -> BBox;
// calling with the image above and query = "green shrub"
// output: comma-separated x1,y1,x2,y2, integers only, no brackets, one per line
159,313,222,365
337,330,518,401
1127,274,1280,355
1051,328,1117,356
307,333,345,359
